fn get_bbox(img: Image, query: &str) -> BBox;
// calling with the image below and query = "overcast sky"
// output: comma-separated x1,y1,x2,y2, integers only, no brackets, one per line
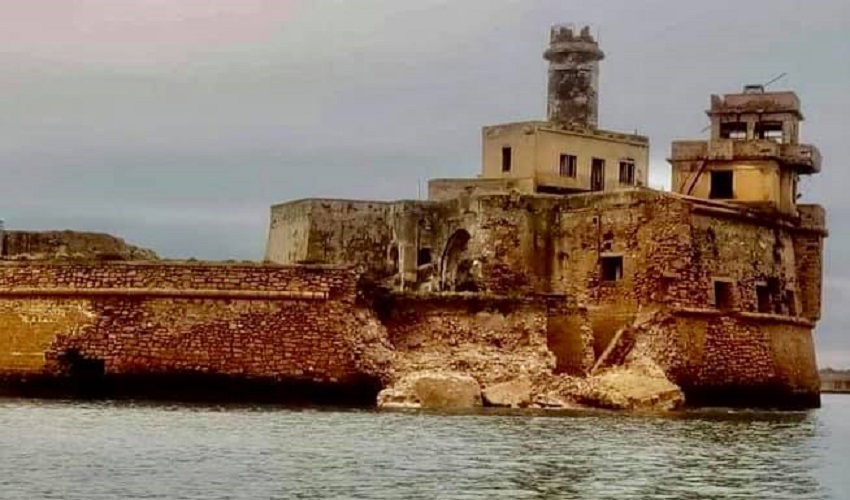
0,0,848,366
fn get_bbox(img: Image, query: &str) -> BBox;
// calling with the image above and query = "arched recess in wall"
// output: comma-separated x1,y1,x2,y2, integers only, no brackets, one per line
440,229,478,292
387,244,400,275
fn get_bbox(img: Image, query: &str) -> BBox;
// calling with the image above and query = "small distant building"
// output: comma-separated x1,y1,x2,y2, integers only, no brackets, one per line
820,369,850,393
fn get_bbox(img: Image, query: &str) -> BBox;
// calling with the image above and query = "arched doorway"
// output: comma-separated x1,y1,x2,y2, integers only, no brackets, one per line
440,229,478,292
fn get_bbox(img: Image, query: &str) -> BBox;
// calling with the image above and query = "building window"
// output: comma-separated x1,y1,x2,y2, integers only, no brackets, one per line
501,147,512,173
756,284,771,313
713,280,735,310
785,290,797,316
755,122,784,144
600,255,623,282
709,170,734,199
619,159,635,185
559,154,577,178
720,122,747,140
417,248,432,266
591,158,605,191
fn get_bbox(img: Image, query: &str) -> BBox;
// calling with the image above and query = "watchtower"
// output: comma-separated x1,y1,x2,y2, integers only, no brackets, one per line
543,24,605,130
670,85,821,215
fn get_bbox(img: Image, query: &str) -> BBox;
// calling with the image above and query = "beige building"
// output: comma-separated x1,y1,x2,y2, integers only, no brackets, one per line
670,86,821,215
431,24,649,198
481,121,649,194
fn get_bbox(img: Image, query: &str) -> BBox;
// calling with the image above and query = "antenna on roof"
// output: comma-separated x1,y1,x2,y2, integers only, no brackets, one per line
762,72,788,89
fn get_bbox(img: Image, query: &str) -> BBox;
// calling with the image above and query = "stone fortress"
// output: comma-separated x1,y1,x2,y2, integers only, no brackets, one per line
0,25,827,410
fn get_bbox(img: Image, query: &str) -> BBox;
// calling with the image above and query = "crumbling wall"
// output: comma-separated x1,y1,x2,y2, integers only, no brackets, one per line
627,310,819,408
546,191,693,353
0,262,393,401
794,204,826,320
543,25,604,130
265,200,312,264
379,294,556,386
689,210,798,313
266,198,460,290
545,300,594,375
2,231,157,261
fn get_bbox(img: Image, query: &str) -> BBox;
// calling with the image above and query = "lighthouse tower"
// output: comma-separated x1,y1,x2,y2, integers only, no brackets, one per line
543,25,605,130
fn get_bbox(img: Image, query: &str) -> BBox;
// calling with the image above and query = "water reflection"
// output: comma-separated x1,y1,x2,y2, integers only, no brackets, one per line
0,397,846,499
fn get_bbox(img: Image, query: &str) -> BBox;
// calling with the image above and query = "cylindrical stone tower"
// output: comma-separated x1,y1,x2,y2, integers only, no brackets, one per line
543,24,605,130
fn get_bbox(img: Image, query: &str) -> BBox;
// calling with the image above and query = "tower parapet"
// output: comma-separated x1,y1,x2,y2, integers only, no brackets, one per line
543,24,605,130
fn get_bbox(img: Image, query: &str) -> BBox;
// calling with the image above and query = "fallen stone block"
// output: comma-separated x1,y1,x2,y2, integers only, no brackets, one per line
482,377,532,408
377,371,482,409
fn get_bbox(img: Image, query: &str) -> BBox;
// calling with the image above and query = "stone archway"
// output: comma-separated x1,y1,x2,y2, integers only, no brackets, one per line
440,229,478,292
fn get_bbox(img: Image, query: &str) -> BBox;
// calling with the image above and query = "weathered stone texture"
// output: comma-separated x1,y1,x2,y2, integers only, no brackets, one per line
0,263,393,394
2,231,157,261
381,294,556,385
0,262,355,299
378,371,483,409
481,376,533,408
625,311,820,407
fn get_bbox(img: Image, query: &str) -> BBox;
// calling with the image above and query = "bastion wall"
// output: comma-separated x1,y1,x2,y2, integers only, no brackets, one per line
0,262,392,402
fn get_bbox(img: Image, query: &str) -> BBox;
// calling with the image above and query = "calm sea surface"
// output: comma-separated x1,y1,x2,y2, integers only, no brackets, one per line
0,395,848,500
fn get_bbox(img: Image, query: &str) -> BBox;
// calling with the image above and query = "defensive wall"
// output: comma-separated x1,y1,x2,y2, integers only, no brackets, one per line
0,261,392,403
266,188,824,408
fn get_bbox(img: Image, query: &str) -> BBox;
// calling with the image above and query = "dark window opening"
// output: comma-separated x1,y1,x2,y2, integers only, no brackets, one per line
713,281,735,310
388,246,400,273
660,275,675,302
755,121,784,144
756,285,772,313
591,158,605,191
710,170,734,199
417,248,432,266
559,154,577,178
600,255,623,282
720,122,747,140
619,159,635,185
785,290,797,316
501,147,512,173
455,260,480,292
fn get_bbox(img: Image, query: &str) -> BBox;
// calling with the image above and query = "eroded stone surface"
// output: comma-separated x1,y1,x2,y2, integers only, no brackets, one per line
378,371,482,409
482,377,533,408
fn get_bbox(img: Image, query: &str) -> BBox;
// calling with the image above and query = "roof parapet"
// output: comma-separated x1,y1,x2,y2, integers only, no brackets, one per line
708,89,802,118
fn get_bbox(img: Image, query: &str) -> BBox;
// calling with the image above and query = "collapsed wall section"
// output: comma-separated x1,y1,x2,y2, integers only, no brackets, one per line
377,293,558,387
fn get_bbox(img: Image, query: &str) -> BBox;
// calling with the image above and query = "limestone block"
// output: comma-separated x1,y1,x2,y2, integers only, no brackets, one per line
377,371,482,409
482,377,532,408
579,360,685,411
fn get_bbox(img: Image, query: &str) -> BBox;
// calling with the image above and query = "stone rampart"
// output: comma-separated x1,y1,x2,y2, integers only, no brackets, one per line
0,262,392,403
627,309,820,408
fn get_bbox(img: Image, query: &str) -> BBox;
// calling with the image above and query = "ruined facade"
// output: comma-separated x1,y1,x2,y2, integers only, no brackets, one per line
265,25,827,408
0,25,827,409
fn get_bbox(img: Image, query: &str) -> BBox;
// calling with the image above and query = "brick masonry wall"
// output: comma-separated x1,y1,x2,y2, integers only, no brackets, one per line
0,262,355,299
0,262,392,391
793,233,824,321
629,310,820,407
